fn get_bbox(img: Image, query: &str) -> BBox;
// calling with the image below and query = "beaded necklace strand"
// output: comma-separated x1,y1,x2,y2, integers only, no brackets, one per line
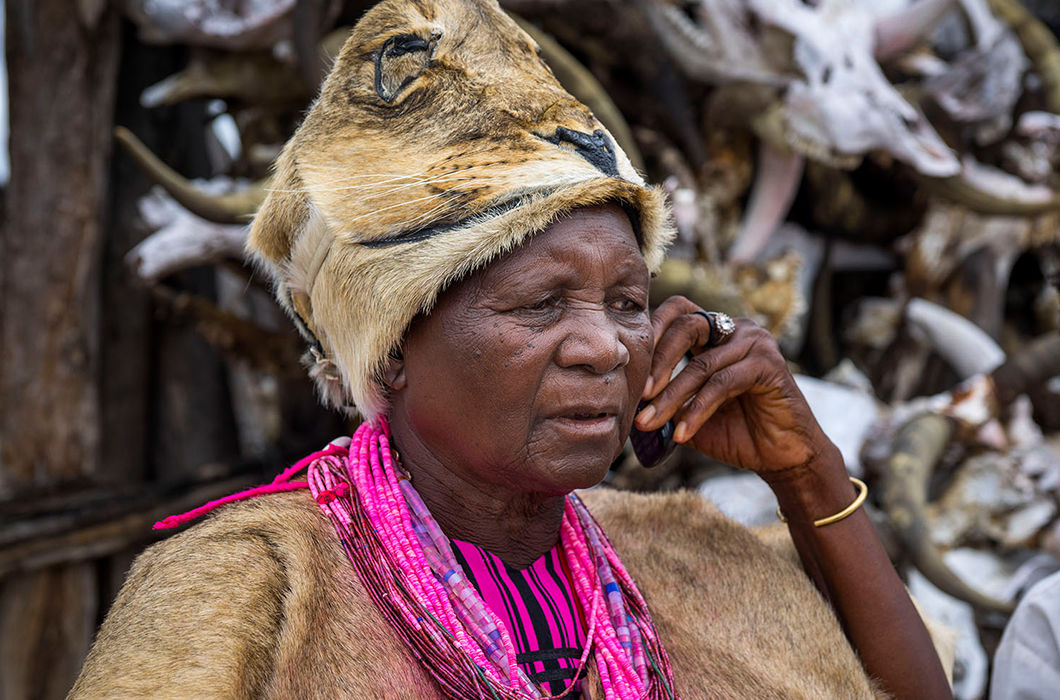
156,419,678,699
308,419,678,699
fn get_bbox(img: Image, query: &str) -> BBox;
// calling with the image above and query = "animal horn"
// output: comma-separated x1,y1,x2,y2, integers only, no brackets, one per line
918,160,1060,215
987,0,1060,113
114,126,268,224
899,0,1060,213
881,413,1016,613
990,333,1060,408
906,298,1005,378
727,141,805,264
510,15,645,173
875,0,959,62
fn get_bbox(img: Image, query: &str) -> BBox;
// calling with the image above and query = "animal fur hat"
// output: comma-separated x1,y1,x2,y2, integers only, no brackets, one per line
247,0,674,419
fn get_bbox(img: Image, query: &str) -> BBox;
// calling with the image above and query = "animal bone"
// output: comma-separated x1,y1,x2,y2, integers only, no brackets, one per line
644,0,959,259
140,49,312,109
114,127,268,224
646,0,960,176
881,413,1016,613
921,24,1027,139
890,330,1060,441
921,155,1060,215
128,187,250,283
119,0,339,51
875,0,960,61
637,0,795,86
874,334,1059,611
906,297,1005,377
1016,110,1060,141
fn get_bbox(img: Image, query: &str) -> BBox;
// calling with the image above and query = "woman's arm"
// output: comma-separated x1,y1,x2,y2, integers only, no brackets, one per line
765,449,951,699
635,296,950,699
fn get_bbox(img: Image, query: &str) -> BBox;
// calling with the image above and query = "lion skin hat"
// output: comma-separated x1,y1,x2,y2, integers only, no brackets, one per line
247,0,674,418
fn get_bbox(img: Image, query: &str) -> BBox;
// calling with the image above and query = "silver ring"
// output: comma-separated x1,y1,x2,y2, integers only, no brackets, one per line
693,310,735,347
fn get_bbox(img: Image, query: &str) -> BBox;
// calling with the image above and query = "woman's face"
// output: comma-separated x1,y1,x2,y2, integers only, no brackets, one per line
391,204,653,497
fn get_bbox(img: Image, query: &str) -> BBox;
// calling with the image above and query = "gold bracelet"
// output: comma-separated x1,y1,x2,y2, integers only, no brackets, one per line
776,476,868,527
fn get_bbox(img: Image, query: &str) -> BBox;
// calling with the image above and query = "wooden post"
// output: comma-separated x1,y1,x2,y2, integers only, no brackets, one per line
0,0,119,494
0,2,120,697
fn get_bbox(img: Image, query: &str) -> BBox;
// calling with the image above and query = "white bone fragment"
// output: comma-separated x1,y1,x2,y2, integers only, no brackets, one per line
121,0,303,50
874,0,959,61
906,297,1005,377
129,185,250,282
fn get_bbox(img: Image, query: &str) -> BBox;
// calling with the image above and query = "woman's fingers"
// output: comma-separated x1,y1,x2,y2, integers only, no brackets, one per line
643,312,716,399
635,322,775,432
648,296,697,340
670,355,770,442
644,297,748,399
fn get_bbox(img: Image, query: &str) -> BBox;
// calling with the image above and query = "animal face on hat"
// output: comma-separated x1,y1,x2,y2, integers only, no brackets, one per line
248,0,673,418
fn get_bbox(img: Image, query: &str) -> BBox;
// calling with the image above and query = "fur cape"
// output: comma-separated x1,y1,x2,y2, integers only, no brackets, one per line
69,489,953,698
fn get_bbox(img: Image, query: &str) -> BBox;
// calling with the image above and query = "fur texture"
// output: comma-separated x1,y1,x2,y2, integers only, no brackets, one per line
69,489,953,699
247,0,674,418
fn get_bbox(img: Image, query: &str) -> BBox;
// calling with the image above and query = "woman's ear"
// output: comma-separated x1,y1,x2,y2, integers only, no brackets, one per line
382,348,407,391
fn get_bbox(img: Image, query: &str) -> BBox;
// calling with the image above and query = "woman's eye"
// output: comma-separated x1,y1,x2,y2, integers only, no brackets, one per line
613,297,645,313
525,297,556,312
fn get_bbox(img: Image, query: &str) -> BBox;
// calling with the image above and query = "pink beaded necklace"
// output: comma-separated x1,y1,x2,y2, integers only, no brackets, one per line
307,419,678,699
155,419,678,698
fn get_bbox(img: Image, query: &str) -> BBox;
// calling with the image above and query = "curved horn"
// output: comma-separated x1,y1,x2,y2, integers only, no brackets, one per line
918,156,1060,215
510,15,645,173
728,141,805,264
987,0,1060,113
990,332,1060,406
881,413,1016,613
906,298,1005,378
114,126,268,224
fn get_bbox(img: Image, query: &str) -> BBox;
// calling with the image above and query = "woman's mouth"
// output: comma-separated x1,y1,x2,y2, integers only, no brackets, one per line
550,412,620,438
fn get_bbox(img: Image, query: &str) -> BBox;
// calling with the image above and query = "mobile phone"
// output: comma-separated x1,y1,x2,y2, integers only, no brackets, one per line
629,401,676,469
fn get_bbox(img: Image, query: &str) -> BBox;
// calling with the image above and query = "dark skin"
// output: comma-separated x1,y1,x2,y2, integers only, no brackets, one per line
385,204,950,699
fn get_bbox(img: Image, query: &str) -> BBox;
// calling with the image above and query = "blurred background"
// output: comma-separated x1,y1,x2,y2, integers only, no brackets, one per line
1,1,1058,698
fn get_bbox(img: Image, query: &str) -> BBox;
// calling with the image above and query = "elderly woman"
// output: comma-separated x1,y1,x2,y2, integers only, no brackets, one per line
71,1,951,698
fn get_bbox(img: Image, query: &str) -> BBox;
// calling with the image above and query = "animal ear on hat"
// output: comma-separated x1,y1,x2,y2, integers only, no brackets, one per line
247,149,354,412
247,148,319,347
248,151,307,277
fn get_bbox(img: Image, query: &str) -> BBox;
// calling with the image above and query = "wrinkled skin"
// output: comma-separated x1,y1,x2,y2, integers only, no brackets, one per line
393,204,654,501
385,203,833,565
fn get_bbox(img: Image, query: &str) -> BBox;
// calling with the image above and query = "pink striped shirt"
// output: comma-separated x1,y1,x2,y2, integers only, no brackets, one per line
452,539,587,697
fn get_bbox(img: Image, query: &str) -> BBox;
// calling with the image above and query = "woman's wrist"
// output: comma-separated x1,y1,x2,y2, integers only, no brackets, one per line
762,444,859,526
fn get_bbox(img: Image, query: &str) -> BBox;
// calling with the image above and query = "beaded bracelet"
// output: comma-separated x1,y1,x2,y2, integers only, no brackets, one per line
776,476,868,527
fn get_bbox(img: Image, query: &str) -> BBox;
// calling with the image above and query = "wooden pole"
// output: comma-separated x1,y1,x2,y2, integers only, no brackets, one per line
0,0,119,494
0,2,120,697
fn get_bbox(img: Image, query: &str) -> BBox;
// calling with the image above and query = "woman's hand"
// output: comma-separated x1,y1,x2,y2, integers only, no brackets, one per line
635,297,953,698
634,295,836,476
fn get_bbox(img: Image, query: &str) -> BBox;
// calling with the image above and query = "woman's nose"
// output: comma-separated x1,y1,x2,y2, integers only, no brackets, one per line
555,311,630,374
